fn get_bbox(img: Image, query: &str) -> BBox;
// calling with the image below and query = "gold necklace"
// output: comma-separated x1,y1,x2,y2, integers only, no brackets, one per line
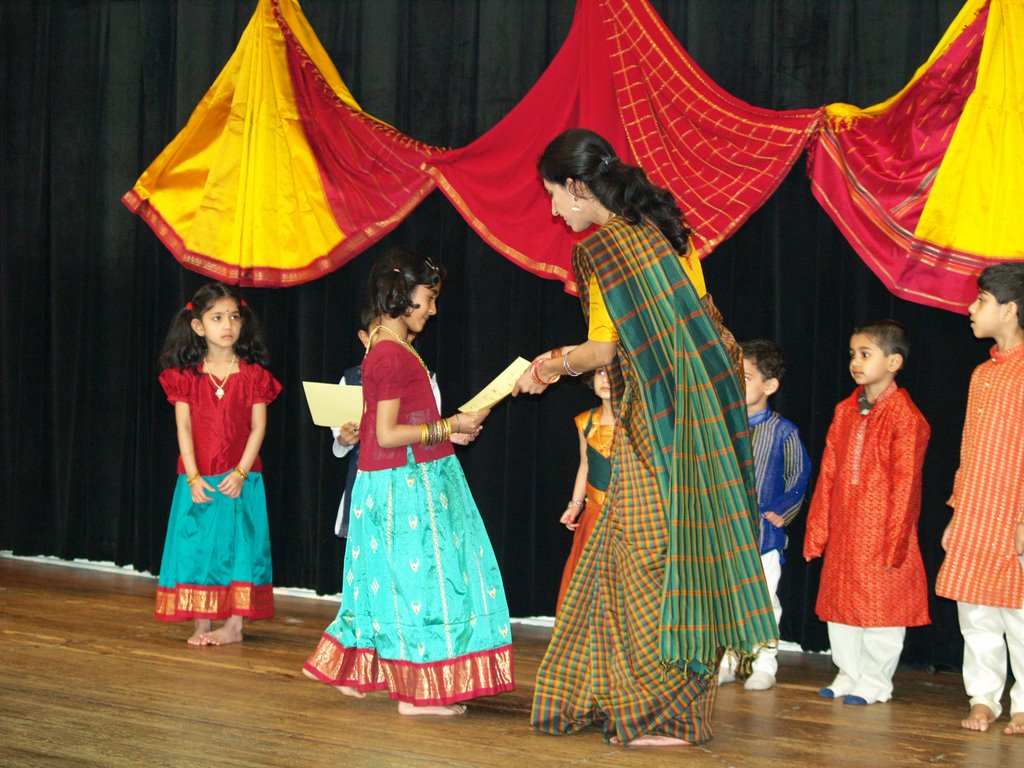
205,355,237,400
369,325,429,375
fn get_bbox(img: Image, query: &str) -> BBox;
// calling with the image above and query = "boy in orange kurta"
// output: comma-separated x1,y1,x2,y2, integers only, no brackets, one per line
804,320,930,705
935,263,1024,736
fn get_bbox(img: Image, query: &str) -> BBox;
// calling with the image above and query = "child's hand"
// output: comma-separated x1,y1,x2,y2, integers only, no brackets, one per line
337,421,360,446
450,431,473,446
1015,522,1024,557
217,472,244,499
763,511,785,528
190,477,215,504
941,523,952,552
560,505,582,530
454,410,489,438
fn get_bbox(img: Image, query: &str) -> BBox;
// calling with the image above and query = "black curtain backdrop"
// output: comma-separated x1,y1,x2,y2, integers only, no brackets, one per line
1,0,975,670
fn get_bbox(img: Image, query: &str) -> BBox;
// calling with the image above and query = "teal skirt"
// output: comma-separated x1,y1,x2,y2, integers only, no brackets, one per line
304,449,514,705
155,470,273,621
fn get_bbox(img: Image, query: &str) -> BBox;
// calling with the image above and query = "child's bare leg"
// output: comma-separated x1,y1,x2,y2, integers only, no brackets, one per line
202,615,244,646
962,704,996,731
397,701,467,716
187,619,212,645
1004,712,1024,735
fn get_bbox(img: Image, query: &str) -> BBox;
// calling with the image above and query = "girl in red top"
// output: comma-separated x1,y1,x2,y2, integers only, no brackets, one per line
303,247,514,716
156,282,281,645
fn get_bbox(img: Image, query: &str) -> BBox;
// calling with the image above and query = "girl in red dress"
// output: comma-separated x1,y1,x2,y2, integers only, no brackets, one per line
156,282,281,646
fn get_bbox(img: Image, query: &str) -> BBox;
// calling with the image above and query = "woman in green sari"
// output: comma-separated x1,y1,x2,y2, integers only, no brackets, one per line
514,128,777,746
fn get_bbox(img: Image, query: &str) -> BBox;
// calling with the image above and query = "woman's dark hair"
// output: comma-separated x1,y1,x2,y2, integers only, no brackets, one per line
537,128,692,255
366,246,446,319
158,282,270,372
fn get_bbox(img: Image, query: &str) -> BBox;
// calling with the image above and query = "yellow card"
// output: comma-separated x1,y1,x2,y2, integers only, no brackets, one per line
302,382,363,427
459,357,531,412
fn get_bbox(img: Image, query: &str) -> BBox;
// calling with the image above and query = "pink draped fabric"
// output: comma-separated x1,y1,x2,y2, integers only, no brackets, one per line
808,0,1024,312
279,0,822,292
423,0,822,292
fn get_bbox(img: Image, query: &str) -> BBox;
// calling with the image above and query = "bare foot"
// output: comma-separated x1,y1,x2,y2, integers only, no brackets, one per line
1004,712,1024,736
397,701,467,717
610,735,691,746
187,620,213,645
962,704,996,732
201,616,244,646
300,668,367,697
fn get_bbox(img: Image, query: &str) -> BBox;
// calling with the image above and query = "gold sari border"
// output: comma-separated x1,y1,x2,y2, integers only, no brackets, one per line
154,583,274,622
303,634,514,705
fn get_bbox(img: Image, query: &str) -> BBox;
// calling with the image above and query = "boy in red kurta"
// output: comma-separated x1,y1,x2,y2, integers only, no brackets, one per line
935,263,1024,736
804,320,930,705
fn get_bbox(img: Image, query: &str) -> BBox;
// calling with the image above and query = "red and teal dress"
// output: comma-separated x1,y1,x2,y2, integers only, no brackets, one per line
303,339,514,705
155,361,281,622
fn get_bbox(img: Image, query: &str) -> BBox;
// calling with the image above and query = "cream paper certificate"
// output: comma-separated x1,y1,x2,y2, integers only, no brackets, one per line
459,357,531,412
302,382,363,427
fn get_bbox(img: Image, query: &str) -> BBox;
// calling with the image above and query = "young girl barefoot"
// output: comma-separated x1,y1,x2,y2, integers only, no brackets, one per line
155,283,281,646
303,247,514,716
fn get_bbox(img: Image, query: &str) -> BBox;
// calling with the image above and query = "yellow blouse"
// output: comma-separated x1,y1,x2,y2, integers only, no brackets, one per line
587,251,707,342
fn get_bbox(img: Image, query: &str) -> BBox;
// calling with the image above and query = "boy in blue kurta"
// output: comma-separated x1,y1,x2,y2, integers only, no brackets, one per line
720,339,811,690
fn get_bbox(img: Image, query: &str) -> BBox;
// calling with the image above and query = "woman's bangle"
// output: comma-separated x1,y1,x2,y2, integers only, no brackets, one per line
530,358,561,386
234,466,248,480
562,350,583,377
567,499,585,508
186,472,201,487
454,414,462,434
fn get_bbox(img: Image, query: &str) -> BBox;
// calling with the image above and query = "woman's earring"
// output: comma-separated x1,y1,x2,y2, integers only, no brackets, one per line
570,196,581,212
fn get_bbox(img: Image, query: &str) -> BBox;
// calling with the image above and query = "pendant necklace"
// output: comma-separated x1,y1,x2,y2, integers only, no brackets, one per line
368,325,429,376
206,355,237,400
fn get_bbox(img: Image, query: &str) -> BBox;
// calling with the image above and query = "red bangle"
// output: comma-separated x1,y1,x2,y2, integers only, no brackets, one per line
531,359,561,386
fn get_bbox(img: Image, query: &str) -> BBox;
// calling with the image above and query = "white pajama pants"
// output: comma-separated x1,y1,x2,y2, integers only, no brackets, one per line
957,601,1024,718
721,549,782,677
826,622,906,703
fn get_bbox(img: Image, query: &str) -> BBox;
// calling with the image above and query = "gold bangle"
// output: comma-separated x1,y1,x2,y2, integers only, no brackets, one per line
234,466,248,480
420,423,429,446
186,472,201,487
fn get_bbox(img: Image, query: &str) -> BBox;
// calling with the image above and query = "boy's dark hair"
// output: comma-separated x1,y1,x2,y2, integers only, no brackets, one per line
740,339,785,382
978,263,1024,329
852,319,909,369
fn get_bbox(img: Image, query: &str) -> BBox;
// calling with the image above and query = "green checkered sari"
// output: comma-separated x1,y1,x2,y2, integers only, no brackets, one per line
575,217,777,675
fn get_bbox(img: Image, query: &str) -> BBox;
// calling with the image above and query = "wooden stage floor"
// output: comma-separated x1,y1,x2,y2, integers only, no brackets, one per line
1,555,1021,767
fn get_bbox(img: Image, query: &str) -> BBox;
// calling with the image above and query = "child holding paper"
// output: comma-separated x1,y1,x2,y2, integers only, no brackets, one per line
303,246,514,715
330,310,443,537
